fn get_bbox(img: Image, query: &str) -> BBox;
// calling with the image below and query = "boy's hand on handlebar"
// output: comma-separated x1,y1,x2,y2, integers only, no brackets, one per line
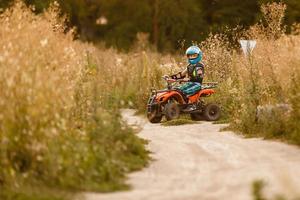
167,78,176,83
162,75,169,80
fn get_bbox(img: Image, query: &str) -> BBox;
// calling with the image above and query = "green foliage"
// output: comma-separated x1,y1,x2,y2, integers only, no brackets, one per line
1,0,300,50
251,180,300,200
200,0,260,31
252,180,267,200
0,187,69,200
156,0,206,51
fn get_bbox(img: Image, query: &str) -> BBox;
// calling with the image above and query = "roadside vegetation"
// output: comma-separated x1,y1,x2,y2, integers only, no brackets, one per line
252,180,300,200
0,2,150,199
161,118,196,126
205,2,300,146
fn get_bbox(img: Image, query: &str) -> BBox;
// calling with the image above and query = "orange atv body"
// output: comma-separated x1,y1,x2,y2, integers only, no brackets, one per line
154,88,215,104
147,81,220,123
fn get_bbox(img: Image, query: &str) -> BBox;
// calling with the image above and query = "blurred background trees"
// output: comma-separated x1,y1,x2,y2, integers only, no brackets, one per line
1,0,300,51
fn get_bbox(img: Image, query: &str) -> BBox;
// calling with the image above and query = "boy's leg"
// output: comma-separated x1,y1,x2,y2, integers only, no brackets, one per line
184,82,201,96
181,82,202,111
177,82,193,91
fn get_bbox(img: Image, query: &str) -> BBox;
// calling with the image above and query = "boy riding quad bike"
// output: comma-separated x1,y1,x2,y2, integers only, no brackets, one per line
147,46,221,123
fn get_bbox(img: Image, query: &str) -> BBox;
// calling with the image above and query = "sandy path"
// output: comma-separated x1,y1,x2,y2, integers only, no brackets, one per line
85,109,300,200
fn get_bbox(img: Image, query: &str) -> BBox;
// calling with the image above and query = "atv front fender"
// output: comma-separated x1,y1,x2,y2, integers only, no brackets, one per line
155,91,186,104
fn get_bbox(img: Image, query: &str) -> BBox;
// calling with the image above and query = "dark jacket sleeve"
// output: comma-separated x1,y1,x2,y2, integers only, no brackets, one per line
196,63,204,79
170,71,186,80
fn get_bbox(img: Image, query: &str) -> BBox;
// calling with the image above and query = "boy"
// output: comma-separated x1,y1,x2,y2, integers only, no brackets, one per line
170,45,204,96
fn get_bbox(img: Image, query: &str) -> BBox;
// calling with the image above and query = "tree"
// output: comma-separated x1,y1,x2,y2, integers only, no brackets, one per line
200,0,260,32
1,0,300,51
156,0,206,51
259,0,300,26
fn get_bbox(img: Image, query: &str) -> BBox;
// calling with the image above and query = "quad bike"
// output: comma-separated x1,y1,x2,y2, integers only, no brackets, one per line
147,76,221,123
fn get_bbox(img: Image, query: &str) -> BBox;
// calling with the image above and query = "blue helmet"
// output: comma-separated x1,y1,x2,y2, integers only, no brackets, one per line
186,46,203,64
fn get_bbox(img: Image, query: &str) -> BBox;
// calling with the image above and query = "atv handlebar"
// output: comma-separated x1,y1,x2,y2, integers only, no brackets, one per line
162,75,218,89
167,79,189,83
162,75,188,83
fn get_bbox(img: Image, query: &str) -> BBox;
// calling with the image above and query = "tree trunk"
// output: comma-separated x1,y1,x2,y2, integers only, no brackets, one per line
152,0,159,49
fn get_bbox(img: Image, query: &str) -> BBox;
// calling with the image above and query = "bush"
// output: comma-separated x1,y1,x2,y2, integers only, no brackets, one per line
201,2,300,144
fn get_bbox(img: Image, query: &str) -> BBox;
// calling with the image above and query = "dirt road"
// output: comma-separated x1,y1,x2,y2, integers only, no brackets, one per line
85,109,300,200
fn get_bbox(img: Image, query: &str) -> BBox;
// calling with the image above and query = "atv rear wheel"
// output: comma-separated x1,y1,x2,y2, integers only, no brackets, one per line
165,102,180,121
190,112,204,121
203,103,221,121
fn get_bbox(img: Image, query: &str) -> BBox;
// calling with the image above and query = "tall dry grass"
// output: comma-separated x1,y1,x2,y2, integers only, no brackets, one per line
0,1,150,197
200,2,300,144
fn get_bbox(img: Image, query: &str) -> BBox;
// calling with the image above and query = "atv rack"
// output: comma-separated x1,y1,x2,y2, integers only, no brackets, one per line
202,82,218,89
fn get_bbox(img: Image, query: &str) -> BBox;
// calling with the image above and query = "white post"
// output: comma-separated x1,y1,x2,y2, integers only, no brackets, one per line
239,40,257,56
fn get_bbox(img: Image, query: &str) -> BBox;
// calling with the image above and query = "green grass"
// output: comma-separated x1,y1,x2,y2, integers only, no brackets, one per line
251,180,300,200
0,186,71,200
162,118,197,126
213,118,230,124
252,180,267,200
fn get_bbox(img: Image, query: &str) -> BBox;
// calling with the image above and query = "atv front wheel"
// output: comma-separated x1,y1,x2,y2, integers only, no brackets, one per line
147,108,163,123
165,102,180,121
203,103,221,121
147,113,163,123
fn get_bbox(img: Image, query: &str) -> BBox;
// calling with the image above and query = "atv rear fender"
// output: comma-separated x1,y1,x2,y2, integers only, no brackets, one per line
199,89,215,97
188,89,216,103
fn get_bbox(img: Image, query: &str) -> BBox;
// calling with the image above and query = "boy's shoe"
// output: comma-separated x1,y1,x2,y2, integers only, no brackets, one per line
183,104,197,112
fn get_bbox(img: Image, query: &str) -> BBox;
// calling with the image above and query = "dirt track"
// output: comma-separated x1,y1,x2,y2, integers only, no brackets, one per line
85,109,300,200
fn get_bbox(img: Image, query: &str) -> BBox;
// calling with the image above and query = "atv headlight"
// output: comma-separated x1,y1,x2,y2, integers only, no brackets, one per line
151,89,157,95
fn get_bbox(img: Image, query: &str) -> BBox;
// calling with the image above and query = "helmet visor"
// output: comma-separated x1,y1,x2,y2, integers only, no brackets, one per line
187,53,198,59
